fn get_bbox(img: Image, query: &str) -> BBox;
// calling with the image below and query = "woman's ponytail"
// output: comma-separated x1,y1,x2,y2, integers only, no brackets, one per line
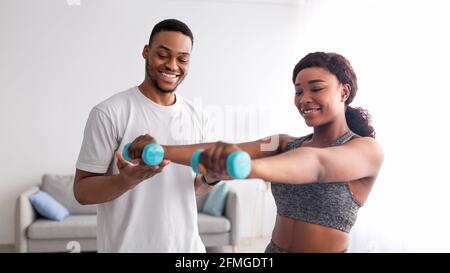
345,106,375,138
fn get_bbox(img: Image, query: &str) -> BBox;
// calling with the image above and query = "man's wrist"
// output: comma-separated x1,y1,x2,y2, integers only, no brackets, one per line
201,175,221,186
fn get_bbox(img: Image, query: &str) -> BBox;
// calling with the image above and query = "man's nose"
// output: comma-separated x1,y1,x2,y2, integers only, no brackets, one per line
165,57,178,71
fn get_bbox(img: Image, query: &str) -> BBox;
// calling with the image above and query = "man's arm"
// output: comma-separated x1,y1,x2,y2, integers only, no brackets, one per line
74,169,128,205
74,151,170,205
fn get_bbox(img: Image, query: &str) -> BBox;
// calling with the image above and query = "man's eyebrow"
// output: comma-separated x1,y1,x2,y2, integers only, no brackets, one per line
157,45,190,56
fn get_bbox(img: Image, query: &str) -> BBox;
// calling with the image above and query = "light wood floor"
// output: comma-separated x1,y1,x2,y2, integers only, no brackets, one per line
206,236,270,253
0,237,271,253
0,244,14,253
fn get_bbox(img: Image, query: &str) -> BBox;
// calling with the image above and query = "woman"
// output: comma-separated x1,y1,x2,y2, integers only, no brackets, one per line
121,52,384,253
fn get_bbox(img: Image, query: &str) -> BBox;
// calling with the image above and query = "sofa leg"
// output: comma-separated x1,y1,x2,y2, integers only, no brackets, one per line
232,245,238,253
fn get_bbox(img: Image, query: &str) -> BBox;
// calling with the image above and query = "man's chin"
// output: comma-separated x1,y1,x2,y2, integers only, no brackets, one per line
156,86,177,93
153,80,178,93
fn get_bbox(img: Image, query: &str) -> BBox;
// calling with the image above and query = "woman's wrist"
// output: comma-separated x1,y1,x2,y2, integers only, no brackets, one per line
248,160,259,179
161,145,190,166
161,144,171,160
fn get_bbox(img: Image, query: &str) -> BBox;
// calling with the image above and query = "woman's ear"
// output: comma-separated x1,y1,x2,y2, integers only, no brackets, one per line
341,83,351,102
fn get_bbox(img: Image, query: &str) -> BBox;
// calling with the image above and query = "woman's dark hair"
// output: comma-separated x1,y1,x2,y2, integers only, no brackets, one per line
292,52,375,138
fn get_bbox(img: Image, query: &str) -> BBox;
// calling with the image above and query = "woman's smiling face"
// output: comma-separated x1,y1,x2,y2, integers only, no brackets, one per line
294,67,349,127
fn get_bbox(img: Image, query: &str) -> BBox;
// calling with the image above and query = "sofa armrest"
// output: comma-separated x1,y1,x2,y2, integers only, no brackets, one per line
224,187,243,246
15,186,39,253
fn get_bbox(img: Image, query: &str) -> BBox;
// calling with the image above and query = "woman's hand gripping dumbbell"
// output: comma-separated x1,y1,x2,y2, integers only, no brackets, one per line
121,135,169,167
114,135,171,190
122,142,165,166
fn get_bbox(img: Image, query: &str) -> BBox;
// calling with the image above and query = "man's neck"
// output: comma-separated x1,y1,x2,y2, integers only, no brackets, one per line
138,81,176,106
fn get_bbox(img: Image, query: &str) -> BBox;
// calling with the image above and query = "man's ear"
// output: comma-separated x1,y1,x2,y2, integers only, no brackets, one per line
142,45,149,59
341,83,351,102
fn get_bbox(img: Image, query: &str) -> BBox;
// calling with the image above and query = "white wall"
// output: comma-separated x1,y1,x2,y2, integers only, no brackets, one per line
297,0,450,252
6,0,446,252
0,0,302,244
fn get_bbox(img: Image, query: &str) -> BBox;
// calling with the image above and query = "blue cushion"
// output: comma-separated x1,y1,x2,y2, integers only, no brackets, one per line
29,191,69,221
202,182,229,217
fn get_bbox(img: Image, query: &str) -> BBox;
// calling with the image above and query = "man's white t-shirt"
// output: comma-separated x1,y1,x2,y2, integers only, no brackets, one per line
76,86,211,252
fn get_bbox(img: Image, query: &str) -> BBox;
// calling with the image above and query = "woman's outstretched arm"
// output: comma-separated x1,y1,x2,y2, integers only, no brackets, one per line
127,134,292,166
249,137,384,184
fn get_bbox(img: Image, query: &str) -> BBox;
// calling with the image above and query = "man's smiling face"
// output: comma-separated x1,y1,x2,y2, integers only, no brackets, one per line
144,31,192,93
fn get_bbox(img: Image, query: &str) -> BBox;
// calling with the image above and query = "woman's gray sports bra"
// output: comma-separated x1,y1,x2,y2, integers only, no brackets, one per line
271,131,362,233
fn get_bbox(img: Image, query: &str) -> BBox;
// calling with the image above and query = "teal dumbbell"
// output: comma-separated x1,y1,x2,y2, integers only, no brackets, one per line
190,150,251,179
122,143,164,166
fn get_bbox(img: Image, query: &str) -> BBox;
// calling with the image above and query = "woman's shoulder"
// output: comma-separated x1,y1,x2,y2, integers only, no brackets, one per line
347,135,380,146
279,134,311,151
346,136,384,163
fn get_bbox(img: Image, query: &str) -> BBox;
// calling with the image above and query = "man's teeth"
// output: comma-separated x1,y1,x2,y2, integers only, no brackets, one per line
161,72,177,78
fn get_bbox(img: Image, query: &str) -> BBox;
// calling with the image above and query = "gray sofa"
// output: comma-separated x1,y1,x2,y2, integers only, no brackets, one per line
15,174,243,253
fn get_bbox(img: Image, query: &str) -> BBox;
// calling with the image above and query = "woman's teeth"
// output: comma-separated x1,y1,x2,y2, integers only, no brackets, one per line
303,109,320,114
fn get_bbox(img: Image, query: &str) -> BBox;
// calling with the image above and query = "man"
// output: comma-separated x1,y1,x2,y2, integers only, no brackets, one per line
74,19,218,252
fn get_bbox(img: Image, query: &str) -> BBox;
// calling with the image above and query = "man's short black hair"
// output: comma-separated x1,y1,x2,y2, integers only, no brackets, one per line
149,19,193,47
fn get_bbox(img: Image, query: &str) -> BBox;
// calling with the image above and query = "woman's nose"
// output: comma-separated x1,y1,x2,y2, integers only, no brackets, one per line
299,93,312,104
